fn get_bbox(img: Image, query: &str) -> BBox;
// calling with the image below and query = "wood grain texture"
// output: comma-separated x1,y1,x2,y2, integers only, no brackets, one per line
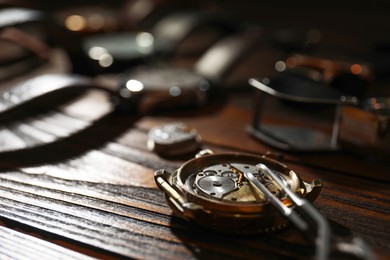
0,226,93,260
0,91,389,259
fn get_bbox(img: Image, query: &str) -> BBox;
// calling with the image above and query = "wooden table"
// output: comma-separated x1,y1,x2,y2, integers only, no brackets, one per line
0,81,389,259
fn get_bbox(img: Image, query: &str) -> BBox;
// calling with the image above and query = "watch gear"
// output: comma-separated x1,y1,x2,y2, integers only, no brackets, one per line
155,150,322,233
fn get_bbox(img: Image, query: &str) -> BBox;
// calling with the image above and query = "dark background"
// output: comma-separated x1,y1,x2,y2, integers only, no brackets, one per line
17,0,390,58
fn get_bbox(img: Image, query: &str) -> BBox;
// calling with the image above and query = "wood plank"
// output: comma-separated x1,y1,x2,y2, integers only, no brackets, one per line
0,89,388,259
0,226,94,260
0,176,313,259
0,164,388,258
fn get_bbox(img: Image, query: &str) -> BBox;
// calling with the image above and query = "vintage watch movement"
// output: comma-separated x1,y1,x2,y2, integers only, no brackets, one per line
155,150,322,233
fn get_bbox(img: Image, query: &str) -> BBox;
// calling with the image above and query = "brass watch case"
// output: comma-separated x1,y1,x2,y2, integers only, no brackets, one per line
155,152,322,233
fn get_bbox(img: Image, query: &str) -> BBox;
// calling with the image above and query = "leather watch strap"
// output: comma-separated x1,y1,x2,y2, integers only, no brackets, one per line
0,74,123,120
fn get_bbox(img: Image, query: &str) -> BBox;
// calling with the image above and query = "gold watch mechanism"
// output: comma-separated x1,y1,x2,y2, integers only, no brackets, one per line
155,150,322,233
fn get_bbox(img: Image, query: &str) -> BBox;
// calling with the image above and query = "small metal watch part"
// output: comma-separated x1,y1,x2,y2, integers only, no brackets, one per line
155,150,322,233
148,122,202,157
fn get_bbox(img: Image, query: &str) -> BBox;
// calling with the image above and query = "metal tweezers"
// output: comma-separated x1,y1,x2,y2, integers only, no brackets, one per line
244,165,375,260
